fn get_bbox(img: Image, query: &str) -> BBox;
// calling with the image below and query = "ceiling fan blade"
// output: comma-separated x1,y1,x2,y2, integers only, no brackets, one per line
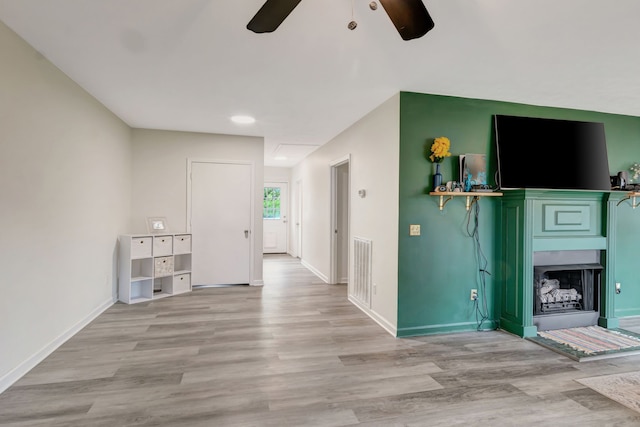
379,0,435,41
247,0,302,33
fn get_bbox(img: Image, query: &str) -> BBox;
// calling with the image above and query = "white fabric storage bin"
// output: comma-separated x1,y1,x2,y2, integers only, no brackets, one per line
131,237,152,259
153,235,173,256
154,256,174,277
173,273,191,293
174,234,192,254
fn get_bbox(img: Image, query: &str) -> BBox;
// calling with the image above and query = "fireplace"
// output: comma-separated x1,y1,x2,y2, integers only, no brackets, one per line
533,250,602,331
498,189,622,338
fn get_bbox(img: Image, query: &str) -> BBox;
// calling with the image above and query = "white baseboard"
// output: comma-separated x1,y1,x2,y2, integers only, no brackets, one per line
251,279,264,287
300,259,329,283
0,298,114,394
348,295,397,337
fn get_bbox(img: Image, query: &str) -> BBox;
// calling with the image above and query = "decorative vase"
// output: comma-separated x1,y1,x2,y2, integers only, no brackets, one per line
433,163,443,190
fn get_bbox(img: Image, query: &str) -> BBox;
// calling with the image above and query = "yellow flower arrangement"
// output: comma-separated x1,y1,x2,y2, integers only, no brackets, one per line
429,136,452,163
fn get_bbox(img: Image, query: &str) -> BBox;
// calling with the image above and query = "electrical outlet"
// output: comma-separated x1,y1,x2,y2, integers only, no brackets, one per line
470,289,478,301
409,224,421,236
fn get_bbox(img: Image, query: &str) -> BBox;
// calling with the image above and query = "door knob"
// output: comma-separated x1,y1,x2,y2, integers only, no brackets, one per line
244,230,249,238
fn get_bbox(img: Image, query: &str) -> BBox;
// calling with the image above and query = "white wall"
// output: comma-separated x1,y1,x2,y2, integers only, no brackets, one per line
131,129,264,284
0,21,132,391
264,166,291,183
291,94,400,333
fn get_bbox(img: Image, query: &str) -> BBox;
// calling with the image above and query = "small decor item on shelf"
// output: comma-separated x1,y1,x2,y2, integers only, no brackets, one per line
433,163,443,188
459,154,487,192
147,217,168,234
630,163,640,182
428,136,451,190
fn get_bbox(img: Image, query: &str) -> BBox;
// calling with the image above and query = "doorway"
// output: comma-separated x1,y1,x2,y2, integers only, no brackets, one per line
263,182,288,254
330,155,350,285
291,179,303,259
188,160,253,286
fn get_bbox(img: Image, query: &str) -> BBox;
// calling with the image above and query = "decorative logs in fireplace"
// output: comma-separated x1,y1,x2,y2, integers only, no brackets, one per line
538,278,582,311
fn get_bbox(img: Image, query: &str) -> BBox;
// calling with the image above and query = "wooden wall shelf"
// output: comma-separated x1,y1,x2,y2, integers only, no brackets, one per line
616,192,640,208
428,191,503,211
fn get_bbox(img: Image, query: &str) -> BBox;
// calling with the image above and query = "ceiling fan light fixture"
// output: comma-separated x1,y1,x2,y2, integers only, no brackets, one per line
231,115,256,124
247,0,434,41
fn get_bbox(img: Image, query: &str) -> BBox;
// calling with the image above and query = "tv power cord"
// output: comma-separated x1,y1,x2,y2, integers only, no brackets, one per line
466,196,491,331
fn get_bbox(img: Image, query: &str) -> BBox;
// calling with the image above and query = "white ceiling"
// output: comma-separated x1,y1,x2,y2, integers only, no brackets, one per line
2,1,640,167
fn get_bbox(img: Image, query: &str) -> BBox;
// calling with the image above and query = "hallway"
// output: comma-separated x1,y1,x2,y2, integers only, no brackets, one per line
1,255,640,425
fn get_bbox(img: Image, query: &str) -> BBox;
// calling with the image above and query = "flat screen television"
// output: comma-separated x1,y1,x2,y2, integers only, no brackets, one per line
493,114,611,191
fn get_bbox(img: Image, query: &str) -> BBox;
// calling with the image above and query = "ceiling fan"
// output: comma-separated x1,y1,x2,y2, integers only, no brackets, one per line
247,0,435,41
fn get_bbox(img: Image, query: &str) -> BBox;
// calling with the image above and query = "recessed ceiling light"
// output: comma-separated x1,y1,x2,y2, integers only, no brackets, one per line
231,115,256,124
274,156,287,161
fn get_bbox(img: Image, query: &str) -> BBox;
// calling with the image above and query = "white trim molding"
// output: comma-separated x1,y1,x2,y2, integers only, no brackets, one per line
301,259,329,283
349,295,397,337
0,298,113,394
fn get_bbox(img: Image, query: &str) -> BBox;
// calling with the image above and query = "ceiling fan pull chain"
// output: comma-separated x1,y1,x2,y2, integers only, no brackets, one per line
348,0,358,30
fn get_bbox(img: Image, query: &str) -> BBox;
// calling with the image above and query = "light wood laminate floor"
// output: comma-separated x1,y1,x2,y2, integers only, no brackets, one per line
2,254,640,426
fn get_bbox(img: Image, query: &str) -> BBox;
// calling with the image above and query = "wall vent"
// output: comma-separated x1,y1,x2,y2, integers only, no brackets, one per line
351,237,372,308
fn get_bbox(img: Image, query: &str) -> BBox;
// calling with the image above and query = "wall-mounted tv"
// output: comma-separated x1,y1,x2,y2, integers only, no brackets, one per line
494,114,611,191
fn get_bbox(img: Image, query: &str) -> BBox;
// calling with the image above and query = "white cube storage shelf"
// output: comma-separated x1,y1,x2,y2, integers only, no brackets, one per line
119,233,192,304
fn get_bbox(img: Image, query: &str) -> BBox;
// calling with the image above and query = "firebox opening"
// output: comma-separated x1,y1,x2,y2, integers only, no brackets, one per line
533,251,602,332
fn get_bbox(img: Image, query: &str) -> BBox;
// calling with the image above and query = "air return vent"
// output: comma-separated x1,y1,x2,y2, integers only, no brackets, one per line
351,237,372,308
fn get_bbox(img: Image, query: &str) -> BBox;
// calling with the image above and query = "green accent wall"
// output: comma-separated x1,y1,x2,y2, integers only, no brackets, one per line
397,92,640,336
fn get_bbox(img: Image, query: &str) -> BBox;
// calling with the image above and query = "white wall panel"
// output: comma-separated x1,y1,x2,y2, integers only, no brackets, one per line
0,21,131,390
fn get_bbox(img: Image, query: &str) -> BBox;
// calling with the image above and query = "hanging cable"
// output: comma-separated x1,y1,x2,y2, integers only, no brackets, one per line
466,198,491,331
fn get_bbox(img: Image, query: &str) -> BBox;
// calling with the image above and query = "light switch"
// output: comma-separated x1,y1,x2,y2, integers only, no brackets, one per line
409,224,421,236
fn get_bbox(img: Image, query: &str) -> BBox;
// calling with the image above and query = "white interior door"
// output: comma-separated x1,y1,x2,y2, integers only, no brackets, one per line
336,163,349,283
263,182,288,254
292,179,302,259
190,161,252,285
330,155,350,284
